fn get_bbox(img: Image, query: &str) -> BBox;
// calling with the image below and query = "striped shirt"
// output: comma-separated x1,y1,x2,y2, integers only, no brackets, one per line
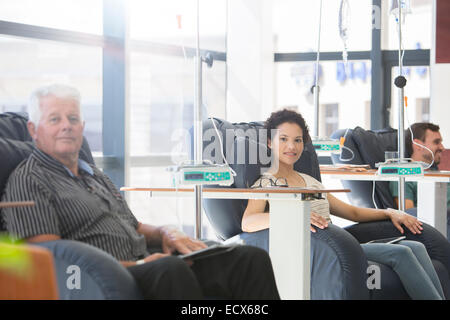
252,172,332,223
1,148,148,261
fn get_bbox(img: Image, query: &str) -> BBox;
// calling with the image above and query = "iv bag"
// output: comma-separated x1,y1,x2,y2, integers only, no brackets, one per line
338,0,350,42
338,0,350,67
390,0,411,22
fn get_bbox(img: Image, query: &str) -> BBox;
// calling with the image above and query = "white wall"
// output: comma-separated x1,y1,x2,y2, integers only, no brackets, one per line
226,0,274,123
430,0,450,145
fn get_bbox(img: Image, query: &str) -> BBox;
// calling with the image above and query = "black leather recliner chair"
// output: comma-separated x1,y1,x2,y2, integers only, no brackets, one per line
330,126,450,299
0,112,143,299
195,119,450,299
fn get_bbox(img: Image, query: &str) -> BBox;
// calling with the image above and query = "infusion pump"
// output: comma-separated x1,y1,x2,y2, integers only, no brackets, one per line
169,164,234,186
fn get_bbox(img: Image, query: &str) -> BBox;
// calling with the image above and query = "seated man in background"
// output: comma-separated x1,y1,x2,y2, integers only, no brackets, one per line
1,84,280,300
389,122,450,239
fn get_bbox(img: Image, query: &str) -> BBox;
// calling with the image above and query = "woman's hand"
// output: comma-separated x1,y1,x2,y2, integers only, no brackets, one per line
386,208,423,235
310,212,329,233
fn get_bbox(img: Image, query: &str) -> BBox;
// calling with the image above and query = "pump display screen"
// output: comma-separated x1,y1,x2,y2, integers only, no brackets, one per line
381,168,398,174
185,173,204,180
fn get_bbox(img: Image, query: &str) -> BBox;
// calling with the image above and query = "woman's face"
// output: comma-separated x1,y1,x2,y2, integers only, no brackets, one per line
269,122,304,166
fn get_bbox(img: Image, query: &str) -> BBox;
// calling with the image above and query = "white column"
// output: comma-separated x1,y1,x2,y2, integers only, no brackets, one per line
226,0,274,123
430,0,450,143
417,181,448,238
269,198,311,300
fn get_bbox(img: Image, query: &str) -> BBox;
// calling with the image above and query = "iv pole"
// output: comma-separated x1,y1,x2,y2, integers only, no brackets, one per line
312,0,323,138
395,0,407,211
311,0,341,153
191,0,214,239
193,0,203,239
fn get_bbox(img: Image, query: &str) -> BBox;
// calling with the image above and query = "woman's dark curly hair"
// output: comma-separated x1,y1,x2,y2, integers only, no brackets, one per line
264,109,311,144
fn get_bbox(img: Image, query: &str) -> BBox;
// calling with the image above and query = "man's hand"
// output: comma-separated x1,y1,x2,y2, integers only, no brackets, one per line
386,208,423,235
160,227,208,255
120,253,170,267
142,252,170,263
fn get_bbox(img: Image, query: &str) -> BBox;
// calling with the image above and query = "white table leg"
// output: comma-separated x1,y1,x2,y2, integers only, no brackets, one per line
269,198,310,300
417,181,447,238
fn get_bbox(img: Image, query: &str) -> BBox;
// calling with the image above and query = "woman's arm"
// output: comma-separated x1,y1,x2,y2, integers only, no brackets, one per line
241,199,270,232
242,199,329,233
328,194,423,234
328,194,388,222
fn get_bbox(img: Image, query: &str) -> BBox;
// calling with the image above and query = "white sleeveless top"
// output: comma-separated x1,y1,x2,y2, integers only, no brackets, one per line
251,172,332,223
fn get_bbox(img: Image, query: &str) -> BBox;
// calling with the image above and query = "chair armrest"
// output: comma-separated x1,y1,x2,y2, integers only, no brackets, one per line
36,240,142,300
0,243,58,299
311,224,369,299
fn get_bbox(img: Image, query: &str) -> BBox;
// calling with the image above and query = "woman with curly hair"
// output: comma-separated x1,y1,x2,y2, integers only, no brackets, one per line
242,108,445,300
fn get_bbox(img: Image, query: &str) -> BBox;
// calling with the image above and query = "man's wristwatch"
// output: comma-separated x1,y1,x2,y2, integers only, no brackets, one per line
136,259,146,265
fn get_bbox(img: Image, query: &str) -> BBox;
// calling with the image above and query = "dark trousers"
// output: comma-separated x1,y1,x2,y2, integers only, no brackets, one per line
126,245,280,300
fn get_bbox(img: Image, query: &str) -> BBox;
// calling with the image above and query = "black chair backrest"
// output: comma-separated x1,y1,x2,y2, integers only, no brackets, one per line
0,112,95,231
191,118,321,240
331,126,399,209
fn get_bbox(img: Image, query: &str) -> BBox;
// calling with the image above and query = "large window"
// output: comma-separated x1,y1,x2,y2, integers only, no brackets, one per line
274,0,431,134
273,0,373,52
0,0,103,34
128,54,226,239
127,1,228,239
129,0,227,52
383,0,432,50
275,59,372,135
389,65,430,128
0,0,227,241
0,35,103,152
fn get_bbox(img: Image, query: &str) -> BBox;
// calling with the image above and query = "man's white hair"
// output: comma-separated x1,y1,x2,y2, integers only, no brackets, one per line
28,84,82,125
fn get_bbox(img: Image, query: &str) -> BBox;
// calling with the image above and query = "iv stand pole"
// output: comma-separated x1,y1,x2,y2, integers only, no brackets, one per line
312,0,323,138
194,0,203,239
395,0,407,211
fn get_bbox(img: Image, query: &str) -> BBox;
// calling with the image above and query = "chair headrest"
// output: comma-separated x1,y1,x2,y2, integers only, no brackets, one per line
199,118,321,187
330,126,399,209
351,126,398,168
332,126,398,168
0,112,32,141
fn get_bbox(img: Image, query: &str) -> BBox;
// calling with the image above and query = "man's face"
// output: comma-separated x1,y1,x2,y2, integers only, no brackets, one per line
28,95,85,162
415,129,445,165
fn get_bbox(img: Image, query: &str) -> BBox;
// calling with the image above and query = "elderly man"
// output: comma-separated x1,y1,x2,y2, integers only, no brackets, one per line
1,84,280,300
389,122,449,239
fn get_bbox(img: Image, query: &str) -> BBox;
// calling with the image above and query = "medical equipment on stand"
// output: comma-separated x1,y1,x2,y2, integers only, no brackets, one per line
170,0,233,239
392,0,407,211
313,138,341,153
311,0,342,155
375,159,423,177
168,161,234,186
